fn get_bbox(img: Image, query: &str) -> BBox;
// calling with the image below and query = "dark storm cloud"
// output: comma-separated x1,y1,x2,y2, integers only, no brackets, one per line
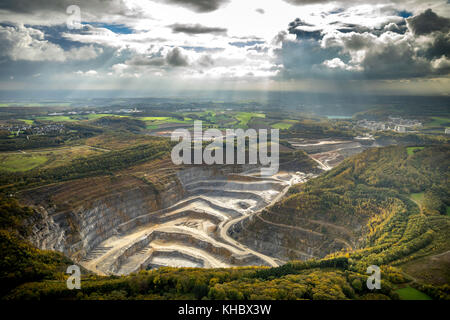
0,0,229,15
161,0,230,13
273,31,289,45
0,0,82,13
382,22,408,34
166,47,189,66
229,40,265,47
420,32,450,59
127,55,166,67
283,0,322,3
407,9,450,35
282,0,416,4
127,47,189,68
277,8,450,81
335,23,371,34
169,23,227,35
360,39,432,79
287,10,409,43
197,54,214,67
276,35,345,77
0,0,133,15
283,0,355,4
336,21,407,35
288,18,323,40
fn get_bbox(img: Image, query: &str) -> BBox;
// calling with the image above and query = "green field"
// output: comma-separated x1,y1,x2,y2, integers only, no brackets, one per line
0,146,107,172
18,119,34,125
138,117,172,121
36,116,77,122
235,112,265,127
139,116,190,122
35,114,126,122
85,114,125,120
0,103,71,107
192,110,217,124
395,287,432,300
0,154,48,172
426,117,450,128
272,120,298,130
204,111,217,123
272,122,293,130
407,147,424,155
39,146,107,169
410,192,425,206
139,116,192,130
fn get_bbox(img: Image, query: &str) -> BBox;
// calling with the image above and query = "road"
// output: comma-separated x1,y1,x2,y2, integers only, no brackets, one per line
220,175,300,268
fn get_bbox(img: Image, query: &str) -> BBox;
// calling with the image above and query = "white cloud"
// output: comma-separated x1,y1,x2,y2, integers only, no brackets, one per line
323,58,347,69
67,45,103,60
74,69,99,76
0,24,101,61
277,6,450,80
0,0,448,92
432,55,450,71
0,25,66,61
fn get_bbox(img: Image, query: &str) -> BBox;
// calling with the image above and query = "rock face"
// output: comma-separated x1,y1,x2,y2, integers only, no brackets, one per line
24,173,184,261
229,214,325,261
22,163,305,275
228,212,354,261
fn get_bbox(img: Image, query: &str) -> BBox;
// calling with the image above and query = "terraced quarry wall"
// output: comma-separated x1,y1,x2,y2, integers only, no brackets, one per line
229,207,357,261
230,145,450,267
22,172,184,261
20,161,312,275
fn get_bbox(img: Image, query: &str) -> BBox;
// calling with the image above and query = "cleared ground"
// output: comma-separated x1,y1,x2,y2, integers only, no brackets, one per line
79,169,307,275
410,192,425,207
0,154,47,172
0,145,106,172
407,147,424,156
400,250,450,286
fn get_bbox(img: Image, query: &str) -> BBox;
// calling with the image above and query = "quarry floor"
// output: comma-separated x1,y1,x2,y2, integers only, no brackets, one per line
79,170,310,275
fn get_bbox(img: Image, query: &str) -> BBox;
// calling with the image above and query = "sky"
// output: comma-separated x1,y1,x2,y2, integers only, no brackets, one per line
0,0,449,96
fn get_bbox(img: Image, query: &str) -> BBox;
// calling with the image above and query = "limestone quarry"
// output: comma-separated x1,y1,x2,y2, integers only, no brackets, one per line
12,129,408,277
18,135,388,277
21,160,316,276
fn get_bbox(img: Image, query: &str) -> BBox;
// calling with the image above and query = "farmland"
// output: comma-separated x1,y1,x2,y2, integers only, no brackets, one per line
0,146,106,172
395,287,432,300
0,154,47,172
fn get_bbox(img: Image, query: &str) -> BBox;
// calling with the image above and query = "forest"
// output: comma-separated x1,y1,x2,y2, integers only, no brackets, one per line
0,145,448,300
0,138,173,192
0,123,103,152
